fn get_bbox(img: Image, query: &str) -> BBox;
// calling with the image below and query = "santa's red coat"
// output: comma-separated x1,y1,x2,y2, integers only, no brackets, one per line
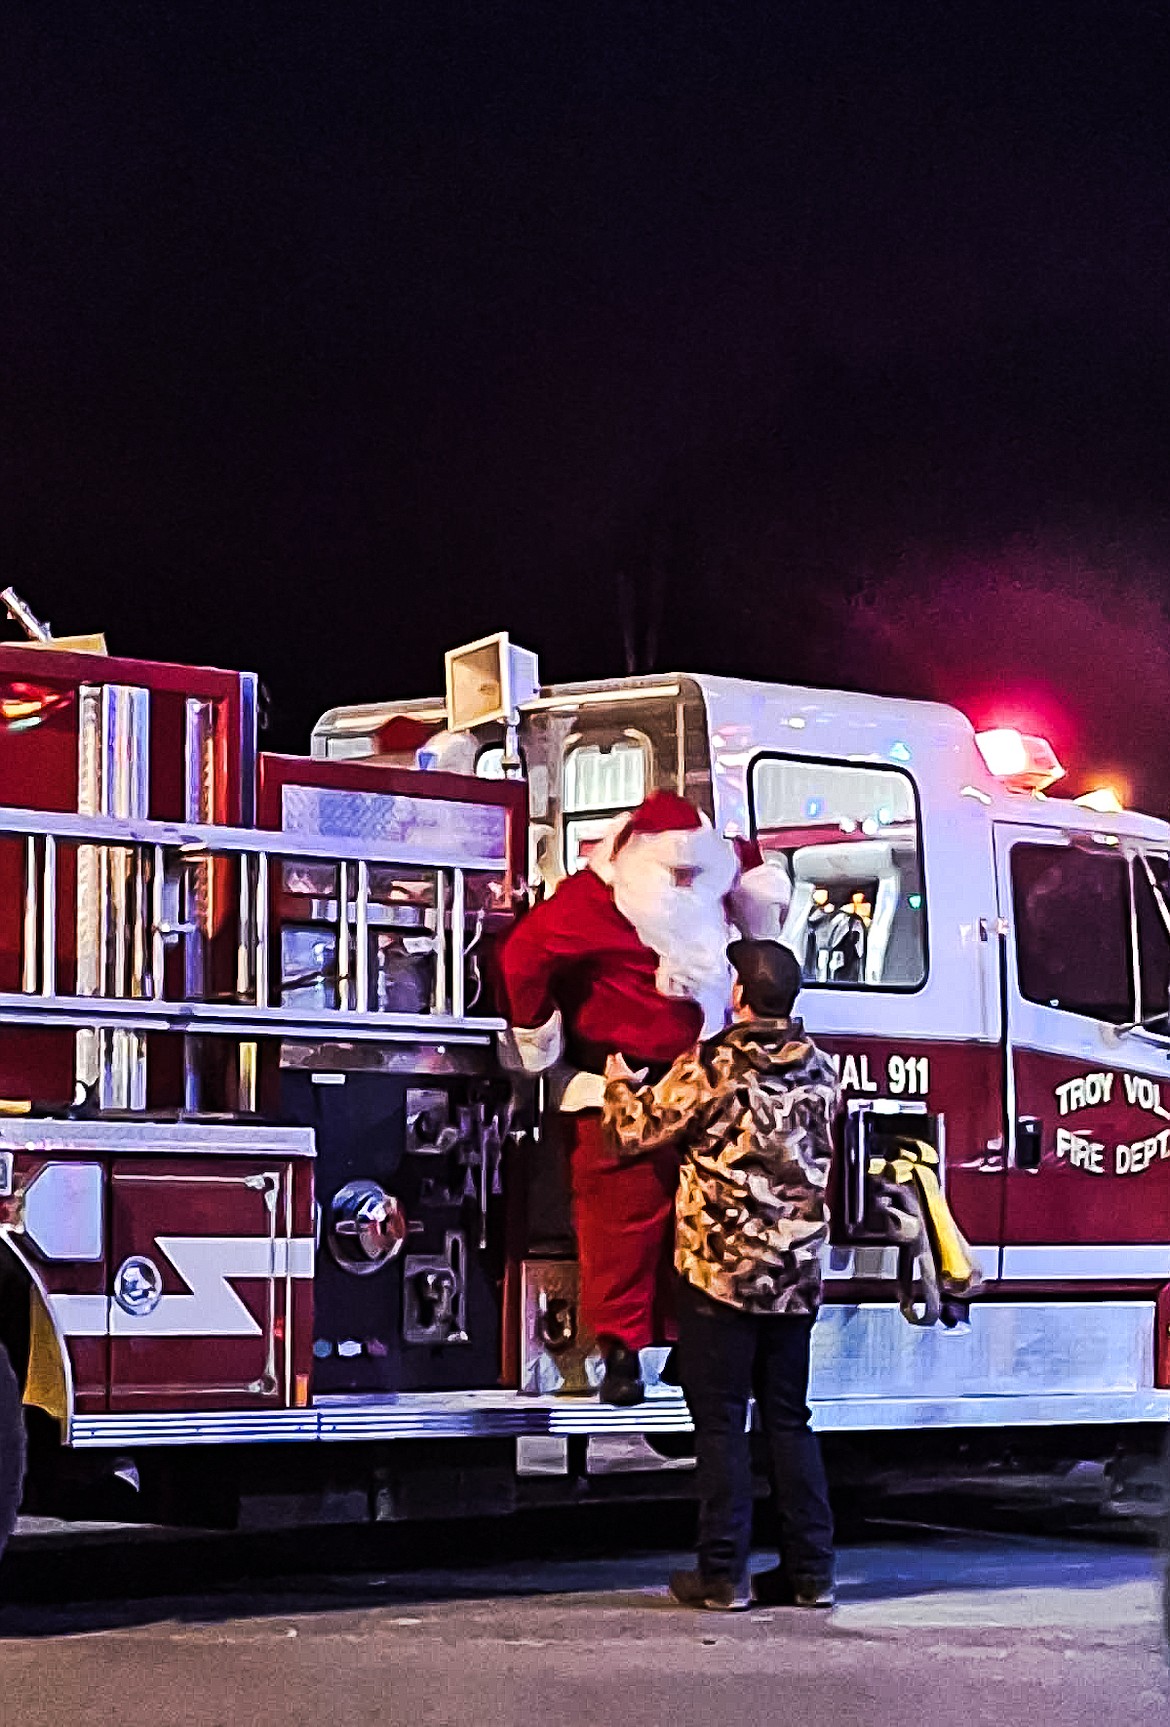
499,867,703,1072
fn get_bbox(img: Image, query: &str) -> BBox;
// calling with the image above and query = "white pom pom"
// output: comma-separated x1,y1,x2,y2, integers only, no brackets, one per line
728,863,792,940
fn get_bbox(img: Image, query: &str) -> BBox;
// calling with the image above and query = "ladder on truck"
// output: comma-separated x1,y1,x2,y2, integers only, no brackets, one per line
0,803,502,1110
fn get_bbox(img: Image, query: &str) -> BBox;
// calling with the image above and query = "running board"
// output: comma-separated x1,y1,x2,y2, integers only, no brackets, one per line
68,1385,1170,1448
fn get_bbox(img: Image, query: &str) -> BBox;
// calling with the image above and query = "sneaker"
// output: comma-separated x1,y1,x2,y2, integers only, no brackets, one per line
598,1341,645,1407
752,1565,836,1609
669,1569,752,1611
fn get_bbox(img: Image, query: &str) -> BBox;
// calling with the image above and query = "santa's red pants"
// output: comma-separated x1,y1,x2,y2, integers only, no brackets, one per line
567,1111,679,1351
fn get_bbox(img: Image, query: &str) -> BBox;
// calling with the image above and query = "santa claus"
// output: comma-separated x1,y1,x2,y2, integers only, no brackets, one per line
499,790,790,1405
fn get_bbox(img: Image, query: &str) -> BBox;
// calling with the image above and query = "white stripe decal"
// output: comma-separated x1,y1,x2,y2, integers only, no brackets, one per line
48,1235,315,1339
49,1293,108,1337
1001,1245,1170,1280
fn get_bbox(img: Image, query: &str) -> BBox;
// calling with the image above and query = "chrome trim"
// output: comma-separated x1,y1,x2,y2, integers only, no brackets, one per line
22,835,37,993
354,862,370,1012
238,673,259,828
451,870,465,1020
282,1165,294,1408
433,869,448,1015
810,1390,1170,1430
524,684,682,712
74,682,103,1095
113,1256,164,1316
0,990,502,1045
255,850,270,1007
336,861,350,1010
66,1383,1170,1449
41,835,56,997
1001,1245,1170,1280
0,804,507,874
0,1119,315,1156
70,1410,320,1447
821,1244,1000,1282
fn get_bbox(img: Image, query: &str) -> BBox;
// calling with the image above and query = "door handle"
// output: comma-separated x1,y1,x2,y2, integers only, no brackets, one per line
1015,1117,1043,1171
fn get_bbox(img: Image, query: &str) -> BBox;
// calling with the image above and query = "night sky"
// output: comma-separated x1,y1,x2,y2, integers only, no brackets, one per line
3,5,1169,804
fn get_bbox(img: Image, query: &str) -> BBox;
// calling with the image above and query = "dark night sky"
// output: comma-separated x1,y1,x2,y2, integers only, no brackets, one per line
3,4,1170,803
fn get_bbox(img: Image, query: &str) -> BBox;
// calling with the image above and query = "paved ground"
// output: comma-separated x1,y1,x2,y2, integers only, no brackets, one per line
0,1520,1165,1727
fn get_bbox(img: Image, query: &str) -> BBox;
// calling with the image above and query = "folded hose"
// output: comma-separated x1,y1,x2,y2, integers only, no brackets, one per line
865,1137,983,1327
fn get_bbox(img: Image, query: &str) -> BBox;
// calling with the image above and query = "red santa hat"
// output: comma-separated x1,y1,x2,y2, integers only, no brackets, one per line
602,790,731,882
620,790,703,838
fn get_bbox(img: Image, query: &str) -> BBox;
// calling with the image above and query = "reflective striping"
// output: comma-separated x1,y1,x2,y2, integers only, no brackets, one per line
1000,1245,1170,1280
48,1235,315,1339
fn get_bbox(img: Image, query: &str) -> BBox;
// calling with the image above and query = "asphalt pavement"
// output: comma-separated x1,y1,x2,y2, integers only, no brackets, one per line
0,1513,1165,1727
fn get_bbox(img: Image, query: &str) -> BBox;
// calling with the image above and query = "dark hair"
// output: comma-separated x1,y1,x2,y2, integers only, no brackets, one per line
726,939,803,1018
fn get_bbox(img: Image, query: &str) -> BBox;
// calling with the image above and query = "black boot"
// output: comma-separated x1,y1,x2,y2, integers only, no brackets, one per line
598,1340,645,1406
752,1564,836,1609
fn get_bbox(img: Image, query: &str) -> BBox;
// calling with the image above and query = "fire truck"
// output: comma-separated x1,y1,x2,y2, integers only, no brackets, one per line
0,610,1168,1555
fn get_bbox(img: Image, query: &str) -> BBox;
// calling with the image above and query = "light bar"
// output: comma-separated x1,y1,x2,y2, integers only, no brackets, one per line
1075,786,1124,814
975,728,1065,793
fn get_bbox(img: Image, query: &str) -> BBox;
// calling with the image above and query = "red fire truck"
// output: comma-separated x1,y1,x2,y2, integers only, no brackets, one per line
0,614,1168,1555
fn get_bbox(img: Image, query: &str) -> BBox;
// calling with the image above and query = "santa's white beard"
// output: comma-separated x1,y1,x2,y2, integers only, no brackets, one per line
605,829,736,1033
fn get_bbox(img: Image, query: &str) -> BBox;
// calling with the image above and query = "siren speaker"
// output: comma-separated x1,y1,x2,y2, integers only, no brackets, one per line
444,632,540,731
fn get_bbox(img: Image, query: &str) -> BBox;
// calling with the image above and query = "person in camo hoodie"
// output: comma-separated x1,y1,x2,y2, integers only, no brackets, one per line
603,938,840,1612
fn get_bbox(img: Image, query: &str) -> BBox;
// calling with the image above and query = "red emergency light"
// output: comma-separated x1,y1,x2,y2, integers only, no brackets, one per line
975,727,1065,793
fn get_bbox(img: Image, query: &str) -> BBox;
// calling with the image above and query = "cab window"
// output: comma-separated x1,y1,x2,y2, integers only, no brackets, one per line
1136,854,1170,1025
476,746,507,780
1011,844,1132,1023
748,755,927,989
562,735,649,873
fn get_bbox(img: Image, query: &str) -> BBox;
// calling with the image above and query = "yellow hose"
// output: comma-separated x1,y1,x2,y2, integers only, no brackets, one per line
867,1137,982,1315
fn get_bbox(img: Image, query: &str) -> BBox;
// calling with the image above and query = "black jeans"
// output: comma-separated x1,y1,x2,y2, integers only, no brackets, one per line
677,1279,834,1586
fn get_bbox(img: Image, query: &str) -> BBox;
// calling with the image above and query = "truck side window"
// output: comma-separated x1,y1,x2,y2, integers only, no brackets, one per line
749,754,926,989
1011,843,1132,1023
476,747,506,780
1135,855,1170,1025
562,735,648,873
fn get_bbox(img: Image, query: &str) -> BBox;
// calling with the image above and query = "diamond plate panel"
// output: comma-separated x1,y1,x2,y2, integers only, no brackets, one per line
281,785,508,866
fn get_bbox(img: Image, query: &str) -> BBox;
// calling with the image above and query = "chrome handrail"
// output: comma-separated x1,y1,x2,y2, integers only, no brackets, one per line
0,802,506,874
1,801,504,1101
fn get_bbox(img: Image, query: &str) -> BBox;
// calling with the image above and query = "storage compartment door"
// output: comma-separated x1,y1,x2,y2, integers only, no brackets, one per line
108,1158,298,1410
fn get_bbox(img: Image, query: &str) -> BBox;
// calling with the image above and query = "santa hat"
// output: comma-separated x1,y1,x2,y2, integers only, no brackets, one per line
372,715,438,756
593,791,732,888
727,834,792,940
621,790,703,838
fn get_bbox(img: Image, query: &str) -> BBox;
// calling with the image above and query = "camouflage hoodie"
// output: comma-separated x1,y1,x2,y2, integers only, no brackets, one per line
603,1018,840,1316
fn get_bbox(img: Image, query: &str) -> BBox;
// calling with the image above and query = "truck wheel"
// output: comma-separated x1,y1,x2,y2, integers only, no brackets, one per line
0,1342,25,1561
